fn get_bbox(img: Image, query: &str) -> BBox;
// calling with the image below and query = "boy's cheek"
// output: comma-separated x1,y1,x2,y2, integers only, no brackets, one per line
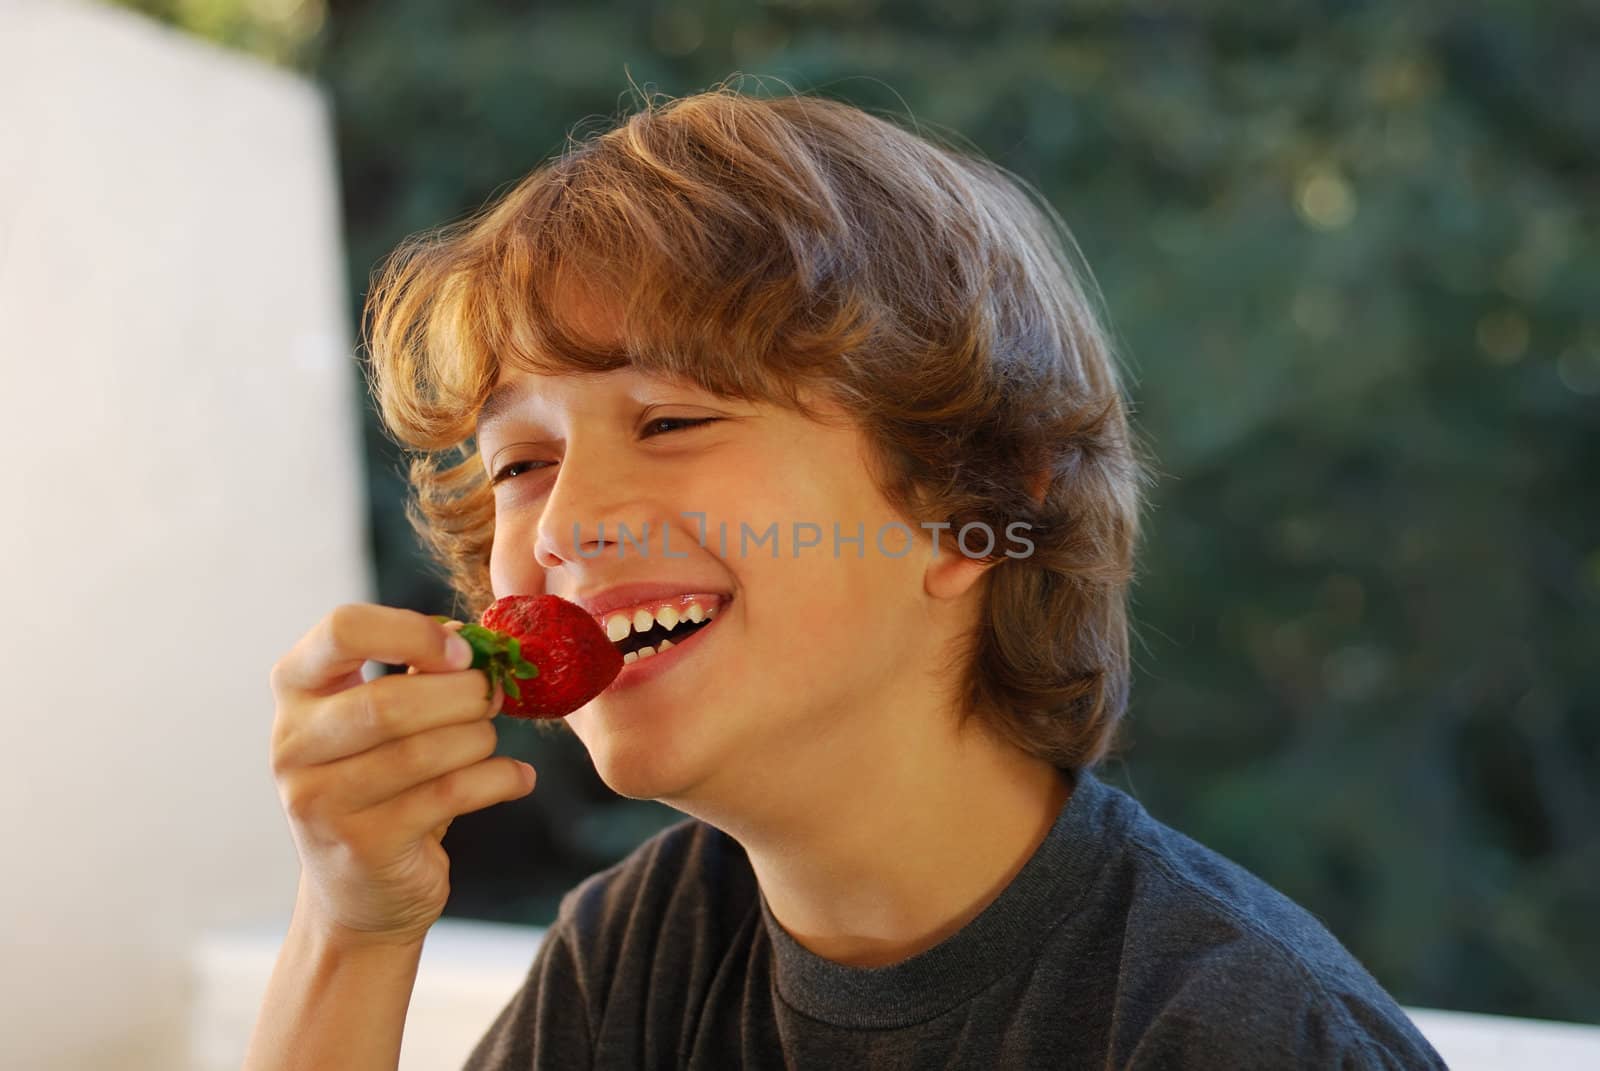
487,532,547,597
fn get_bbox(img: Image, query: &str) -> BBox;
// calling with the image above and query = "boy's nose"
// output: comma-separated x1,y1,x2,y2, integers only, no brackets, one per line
531,442,646,569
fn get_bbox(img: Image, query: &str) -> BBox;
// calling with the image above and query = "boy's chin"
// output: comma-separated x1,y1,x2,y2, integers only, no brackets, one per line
583,735,713,804
567,697,749,808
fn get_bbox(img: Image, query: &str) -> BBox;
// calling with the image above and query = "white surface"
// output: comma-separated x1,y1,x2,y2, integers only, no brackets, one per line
191,920,546,1071
193,919,1600,1071
0,2,368,1069
1404,1008,1600,1071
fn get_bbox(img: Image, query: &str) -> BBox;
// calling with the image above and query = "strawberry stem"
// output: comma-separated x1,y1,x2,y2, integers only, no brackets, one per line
433,615,538,703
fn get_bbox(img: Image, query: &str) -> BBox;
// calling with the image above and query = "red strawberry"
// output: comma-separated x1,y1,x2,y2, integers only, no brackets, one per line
437,595,623,719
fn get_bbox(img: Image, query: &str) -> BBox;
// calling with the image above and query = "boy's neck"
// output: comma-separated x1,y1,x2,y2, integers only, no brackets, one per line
727,723,1075,970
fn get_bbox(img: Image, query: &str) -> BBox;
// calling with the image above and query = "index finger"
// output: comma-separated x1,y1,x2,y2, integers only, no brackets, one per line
273,603,473,695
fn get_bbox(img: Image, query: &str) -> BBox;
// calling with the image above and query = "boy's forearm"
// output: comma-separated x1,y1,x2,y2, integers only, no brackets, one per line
242,888,425,1071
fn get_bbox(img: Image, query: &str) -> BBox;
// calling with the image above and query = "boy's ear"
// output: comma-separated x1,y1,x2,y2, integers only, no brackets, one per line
926,470,1048,600
924,542,996,601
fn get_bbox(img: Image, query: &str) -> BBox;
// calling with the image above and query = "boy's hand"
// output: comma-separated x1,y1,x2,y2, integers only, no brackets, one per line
268,604,535,949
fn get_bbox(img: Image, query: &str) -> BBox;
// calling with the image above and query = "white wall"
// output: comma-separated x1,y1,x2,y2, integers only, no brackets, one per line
0,2,370,1067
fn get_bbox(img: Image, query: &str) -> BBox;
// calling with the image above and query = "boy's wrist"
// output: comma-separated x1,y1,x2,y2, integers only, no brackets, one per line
291,880,432,957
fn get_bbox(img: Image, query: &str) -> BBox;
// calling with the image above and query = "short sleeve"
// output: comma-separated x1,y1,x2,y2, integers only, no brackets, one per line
460,916,592,1071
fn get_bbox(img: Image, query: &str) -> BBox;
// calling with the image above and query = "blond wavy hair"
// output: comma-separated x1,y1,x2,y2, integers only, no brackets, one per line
364,82,1151,769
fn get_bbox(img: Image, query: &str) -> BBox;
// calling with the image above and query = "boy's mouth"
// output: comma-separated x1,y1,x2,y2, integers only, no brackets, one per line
597,594,726,663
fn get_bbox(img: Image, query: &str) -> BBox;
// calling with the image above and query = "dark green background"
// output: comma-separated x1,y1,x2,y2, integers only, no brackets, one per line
121,0,1600,1024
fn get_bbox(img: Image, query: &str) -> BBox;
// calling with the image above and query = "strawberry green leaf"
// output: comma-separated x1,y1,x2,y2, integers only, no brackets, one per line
435,617,540,707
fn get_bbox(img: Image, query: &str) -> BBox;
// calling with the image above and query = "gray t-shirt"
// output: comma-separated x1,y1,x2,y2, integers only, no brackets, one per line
462,767,1447,1069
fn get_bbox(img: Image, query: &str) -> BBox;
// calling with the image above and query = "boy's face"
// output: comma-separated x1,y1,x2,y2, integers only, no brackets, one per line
476,352,954,810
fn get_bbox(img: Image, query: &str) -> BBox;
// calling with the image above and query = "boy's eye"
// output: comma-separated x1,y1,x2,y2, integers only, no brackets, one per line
490,418,718,485
489,459,550,486
641,416,719,437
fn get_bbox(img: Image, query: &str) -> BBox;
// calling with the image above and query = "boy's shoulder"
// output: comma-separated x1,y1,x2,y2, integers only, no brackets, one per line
1112,787,1372,984
1086,776,1444,1066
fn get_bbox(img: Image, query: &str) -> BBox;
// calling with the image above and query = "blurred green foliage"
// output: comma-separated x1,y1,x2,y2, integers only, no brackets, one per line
122,0,1599,1024
114,0,325,66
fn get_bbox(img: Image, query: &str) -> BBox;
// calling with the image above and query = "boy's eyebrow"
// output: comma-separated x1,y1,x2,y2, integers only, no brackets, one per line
476,372,730,439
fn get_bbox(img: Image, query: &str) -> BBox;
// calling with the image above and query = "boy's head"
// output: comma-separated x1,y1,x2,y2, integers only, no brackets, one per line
365,83,1148,801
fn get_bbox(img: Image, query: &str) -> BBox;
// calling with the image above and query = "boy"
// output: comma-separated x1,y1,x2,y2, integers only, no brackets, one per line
247,85,1447,1069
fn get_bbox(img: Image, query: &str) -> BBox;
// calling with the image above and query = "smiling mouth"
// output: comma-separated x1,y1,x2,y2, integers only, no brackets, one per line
598,595,727,663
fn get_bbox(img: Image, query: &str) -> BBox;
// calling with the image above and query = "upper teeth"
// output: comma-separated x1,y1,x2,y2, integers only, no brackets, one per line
603,598,719,644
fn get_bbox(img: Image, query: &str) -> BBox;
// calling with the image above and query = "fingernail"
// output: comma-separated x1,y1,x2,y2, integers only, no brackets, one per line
447,633,473,669
518,761,537,788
